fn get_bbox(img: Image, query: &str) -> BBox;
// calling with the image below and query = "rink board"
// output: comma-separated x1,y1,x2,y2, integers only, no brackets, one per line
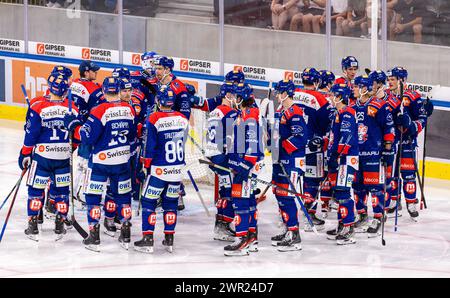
1,51,449,180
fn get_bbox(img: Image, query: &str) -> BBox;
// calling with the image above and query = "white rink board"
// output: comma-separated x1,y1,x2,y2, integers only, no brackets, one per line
0,120,450,278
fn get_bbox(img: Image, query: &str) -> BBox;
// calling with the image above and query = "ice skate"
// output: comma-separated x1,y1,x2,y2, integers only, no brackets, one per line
37,209,44,225
321,201,330,219
134,234,154,254
336,225,356,245
304,213,325,232
54,214,67,241
83,224,100,252
103,217,117,237
407,203,419,221
118,221,131,250
326,222,344,240
64,218,73,230
277,230,302,252
367,218,382,238
162,234,174,253
224,235,249,256
271,225,287,246
213,220,235,242
387,201,402,218
354,213,369,233
24,216,39,242
247,230,258,252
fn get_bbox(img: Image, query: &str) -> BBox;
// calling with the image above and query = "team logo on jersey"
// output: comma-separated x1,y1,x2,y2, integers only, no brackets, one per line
105,201,116,213
121,205,132,220
99,153,107,160
350,157,358,166
358,123,368,143
402,97,411,107
56,202,68,214
368,106,377,117
341,121,351,129
148,213,157,226
164,212,177,225
38,145,45,152
155,168,163,175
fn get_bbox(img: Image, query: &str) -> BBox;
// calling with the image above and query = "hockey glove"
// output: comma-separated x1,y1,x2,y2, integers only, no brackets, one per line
307,136,324,152
234,160,253,184
140,157,152,169
18,146,32,170
398,112,412,130
185,84,196,96
189,95,205,108
63,113,81,132
424,99,434,117
327,156,339,172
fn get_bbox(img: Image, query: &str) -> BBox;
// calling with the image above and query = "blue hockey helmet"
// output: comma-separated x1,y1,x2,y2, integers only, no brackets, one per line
220,81,236,97
156,86,176,107
102,76,121,94
225,70,245,85
369,70,387,85
119,78,133,91
386,66,408,81
301,67,321,85
330,83,351,104
154,56,174,70
185,83,196,96
274,79,295,97
354,75,374,92
319,70,336,89
112,67,131,80
48,75,69,97
51,65,72,79
141,51,158,70
341,56,359,70
234,83,253,103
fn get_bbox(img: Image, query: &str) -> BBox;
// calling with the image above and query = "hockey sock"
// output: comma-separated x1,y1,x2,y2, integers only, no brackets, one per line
249,197,257,232
27,196,44,217
232,198,250,236
141,198,157,234
335,191,355,226
162,197,178,234
221,197,234,223
85,194,102,225
354,190,368,214
115,194,132,222
371,190,385,219
53,195,69,219
277,197,299,231
403,179,417,204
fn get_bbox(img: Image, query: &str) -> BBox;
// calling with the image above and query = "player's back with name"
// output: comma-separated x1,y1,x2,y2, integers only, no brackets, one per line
80,101,136,170
205,104,238,157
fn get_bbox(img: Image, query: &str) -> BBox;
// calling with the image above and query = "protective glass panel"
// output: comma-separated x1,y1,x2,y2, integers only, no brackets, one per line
0,1,24,51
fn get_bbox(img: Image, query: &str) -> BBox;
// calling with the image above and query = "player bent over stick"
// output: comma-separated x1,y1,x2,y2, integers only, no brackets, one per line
134,87,189,254
270,80,308,252
20,75,78,242
64,77,137,252
324,84,359,245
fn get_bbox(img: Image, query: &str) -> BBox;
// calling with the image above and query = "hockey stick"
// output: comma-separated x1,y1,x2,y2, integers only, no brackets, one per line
0,169,27,211
187,170,211,217
419,97,430,210
67,90,89,239
413,153,427,209
381,163,387,246
0,167,28,243
278,162,319,235
20,84,30,106
394,81,405,232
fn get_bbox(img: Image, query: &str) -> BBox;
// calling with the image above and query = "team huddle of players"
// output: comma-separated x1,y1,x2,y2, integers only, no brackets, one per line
17,52,433,256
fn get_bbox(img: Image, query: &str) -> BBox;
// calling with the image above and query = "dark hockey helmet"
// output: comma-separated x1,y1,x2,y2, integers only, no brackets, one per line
369,70,387,85
220,81,236,97
330,83,351,104
301,67,321,85
141,51,158,70
102,76,121,94
112,67,131,80
119,78,133,91
341,56,359,70
51,65,73,79
274,79,295,97
156,86,176,108
48,74,69,97
225,70,245,85
154,56,174,70
354,75,374,92
234,83,253,104
386,66,408,81
185,83,196,96
319,70,336,89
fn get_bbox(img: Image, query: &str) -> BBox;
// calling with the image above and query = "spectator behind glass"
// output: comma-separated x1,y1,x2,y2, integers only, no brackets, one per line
46,0,66,8
362,0,398,38
270,0,300,30
340,0,368,37
390,0,426,43
290,0,326,33
317,0,348,35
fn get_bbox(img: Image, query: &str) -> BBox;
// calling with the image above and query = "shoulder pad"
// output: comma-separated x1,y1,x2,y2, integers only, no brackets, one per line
170,79,187,95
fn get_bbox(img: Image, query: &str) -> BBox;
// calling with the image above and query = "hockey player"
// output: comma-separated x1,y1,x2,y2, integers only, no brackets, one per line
325,84,359,245
293,68,334,231
352,75,395,236
335,56,359,105
134,87,189,254
318,70,336,93
204,82,239,242
64,77,136,252
225,83,264,256
270,80,307,251
225,70,245,85
385,67,430,220
20,76,77,241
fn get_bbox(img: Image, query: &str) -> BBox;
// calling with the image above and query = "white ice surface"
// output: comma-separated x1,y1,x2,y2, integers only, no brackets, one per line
0,119,450,278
